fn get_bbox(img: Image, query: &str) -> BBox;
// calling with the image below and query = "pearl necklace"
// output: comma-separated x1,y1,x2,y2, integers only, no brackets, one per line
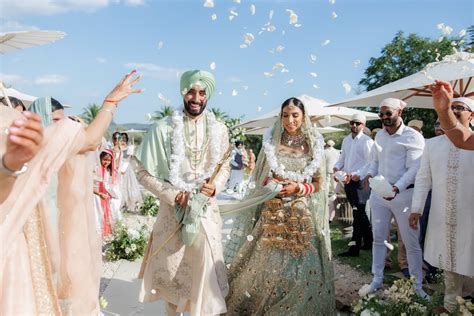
281,130,306,148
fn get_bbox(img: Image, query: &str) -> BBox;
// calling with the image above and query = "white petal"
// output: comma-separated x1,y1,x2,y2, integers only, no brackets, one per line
310,72,318,77
229,15,235,21
244,32,255,45
342,81,352,94
282,30,286,36
329,0,336,4
353,59,361,67
240,44,248,48
232,89,238,96
286,78,294,85
210,62,216,70
348,241,356,246
146,113,152,120
437,23,445,30
276,45,285,52
157,41,164,49
245,291,251,297
243,85,249,90
211,13,217,21
203,0,214,8
263,90,268,96
310,54,317,62
258,30,264,35
384,240,394,251
263,72,273,78
268,49,275,54
226,234,231,240
233,0,241,3
272,62,284,70
266,25,276,32
257,106,262,112
285,9,298,24
250,4,256,15
312,84,320,89
224,218,234,225
230,9,239,16
458,29,466,37
321,39,331,46
246,235,254,241
281,68,289,73
269,9,274,20
151,289,157,294
294,24,302,28
331,11,337,19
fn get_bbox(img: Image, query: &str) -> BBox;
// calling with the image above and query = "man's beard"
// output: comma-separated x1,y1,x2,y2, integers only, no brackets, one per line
184,99,207,117
382,116,398,127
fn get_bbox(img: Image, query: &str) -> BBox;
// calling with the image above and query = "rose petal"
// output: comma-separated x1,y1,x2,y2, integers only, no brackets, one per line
232,89,238,96
321,39,331,46
286,78,294,85
331,11,337,19
211,13,217,21
285,9,298,24
384,240,394,250
246,235,254,241
342,81,352,94
310,72,318,77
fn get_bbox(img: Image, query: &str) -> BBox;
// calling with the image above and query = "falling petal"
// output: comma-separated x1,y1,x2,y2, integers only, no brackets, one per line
250,4,256,15
243,85,249,90
240,44,248,48
268,49,275,54
282,30,286,36
312,84,320,89
321,39,331,46
232,89,238,96
229,15,236,21
310,72,318,77
329,0,336,4
257,106,262,112
294,24,302,28
384,240,394,251
224,218,234,225
402,207,408,213
210,62,216,70
286,78,294,85
211,13,217,21
151,289,157,294
245,291,251,297
246,235,254,241
146,113,152,120
459,29,466,37
331,11,337,19
230,9,239,16
276,45,285,52
269,9,274,20
226,234,231,240
272,62,285,70
226,263,231,269
233,0,241,3
342,81,352,94
258,30,264,35
263,90,269,96
244,32,255,45
263,72,273,78
285,9,298,24
157,41,164,49
281,68,289,73
348,241,356,246
203,0,214,8
353,59,361,67
267,25,276,32
310,54,317,63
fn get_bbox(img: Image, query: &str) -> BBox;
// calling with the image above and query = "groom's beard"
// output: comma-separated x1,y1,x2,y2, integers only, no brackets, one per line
184,99,207,117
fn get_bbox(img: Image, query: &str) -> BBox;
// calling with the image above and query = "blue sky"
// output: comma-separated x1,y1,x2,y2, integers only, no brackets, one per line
1,0,472,124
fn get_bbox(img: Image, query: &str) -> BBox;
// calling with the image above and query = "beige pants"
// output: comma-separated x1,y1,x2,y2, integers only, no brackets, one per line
444,271,474,312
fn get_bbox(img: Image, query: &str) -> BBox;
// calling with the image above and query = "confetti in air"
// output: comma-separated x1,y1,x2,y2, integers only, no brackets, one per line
459,29,466,37
384,240,394,251
203,0,214,8
331,11,338,19
232,89,238,96
157,41,163,49
310,72,318,78
286,78,294,85
276,45,285,52
211,14,217,21
342,81,352,94
310,54,317,63
353,59,361,67
437,23,453,35
244,32,255,45
263,72,273,78
210,62,216,70
224,218,234,225
286,9,298,25
329,0,336,4
247,235,254,241
250,4,256,15
321,39,331,46
312,84,320,89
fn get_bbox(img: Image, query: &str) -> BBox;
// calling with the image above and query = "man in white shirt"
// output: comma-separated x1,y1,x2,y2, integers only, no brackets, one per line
334,113,374,257
324,140,340,221
360,98,429,299
409,97,474,312
227,140,246,194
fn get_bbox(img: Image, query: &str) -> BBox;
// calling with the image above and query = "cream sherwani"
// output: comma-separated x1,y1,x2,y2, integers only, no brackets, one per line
412,135,474,277
136,111,230,315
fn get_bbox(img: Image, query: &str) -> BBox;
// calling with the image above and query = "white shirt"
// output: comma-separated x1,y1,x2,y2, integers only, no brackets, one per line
411,135,474,275
367,123,425,193
324,147,340,175
334,131,373,177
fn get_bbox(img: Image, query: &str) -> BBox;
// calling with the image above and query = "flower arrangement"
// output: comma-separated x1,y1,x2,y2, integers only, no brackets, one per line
139,195,160,217
105,223,149,261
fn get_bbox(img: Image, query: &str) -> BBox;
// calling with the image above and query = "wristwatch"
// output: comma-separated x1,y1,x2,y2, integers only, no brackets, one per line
0,154,28,177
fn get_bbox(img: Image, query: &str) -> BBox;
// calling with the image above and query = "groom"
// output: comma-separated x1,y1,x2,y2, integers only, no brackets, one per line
136,70,231,315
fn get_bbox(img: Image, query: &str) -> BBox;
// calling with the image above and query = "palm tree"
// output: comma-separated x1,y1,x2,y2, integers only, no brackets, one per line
151,105,174,121
81,103,101,124
210,107,229,122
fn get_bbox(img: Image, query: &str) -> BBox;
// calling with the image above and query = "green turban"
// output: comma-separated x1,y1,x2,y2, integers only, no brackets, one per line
180,70,216,100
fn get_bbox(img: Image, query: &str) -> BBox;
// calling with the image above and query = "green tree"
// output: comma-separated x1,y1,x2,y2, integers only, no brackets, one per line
359,31,469,138
81,103,101,124
210,107,229,122
151,105,174,121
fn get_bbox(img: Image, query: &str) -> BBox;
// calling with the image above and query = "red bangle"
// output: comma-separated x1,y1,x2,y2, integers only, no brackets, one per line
104,99,119,105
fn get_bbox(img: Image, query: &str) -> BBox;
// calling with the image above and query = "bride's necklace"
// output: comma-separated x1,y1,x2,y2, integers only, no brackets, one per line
281,130,306,148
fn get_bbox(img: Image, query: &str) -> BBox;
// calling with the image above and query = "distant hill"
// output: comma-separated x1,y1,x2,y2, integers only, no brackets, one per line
109,122,152,132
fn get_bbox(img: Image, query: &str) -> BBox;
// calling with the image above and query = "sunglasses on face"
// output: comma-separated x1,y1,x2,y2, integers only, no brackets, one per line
378,111,394,118
349,121,362,126
451,105,472,112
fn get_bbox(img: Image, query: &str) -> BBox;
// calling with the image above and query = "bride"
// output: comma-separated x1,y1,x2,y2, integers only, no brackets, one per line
223,97,336,314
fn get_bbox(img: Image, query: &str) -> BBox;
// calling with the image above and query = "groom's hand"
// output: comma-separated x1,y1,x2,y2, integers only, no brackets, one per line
201,181,216,197
175,192,190,208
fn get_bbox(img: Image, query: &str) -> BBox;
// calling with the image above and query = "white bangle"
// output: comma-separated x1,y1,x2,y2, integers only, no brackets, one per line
0,155,28,177
99,108,115,115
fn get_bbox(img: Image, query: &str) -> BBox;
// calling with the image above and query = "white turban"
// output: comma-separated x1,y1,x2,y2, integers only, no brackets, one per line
327,140,335,147
452,97,473,111
379,98,407,110
408,119,423,130
350,113,366,124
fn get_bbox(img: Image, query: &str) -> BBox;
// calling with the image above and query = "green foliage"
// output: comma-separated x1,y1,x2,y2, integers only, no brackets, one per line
81,103,101,124
210,107,230,122
105,223,149,261
139,195,160,217
358,31,469,138
151,105,174,120
321,129,350,150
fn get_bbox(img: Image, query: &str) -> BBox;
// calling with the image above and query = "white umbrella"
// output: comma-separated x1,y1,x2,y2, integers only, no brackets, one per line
244,126,344,135
3,87,37,108
0,30,66,54
235,94,379,129
1,30,66,108
330,52,474,109
123,128,147,133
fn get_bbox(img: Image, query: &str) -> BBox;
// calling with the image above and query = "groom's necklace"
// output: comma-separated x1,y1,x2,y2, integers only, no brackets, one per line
281,130,306,148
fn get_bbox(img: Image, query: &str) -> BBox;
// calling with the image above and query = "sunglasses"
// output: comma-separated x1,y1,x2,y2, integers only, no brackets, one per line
349,121,362,126
378,111,394,118
451,105,472,112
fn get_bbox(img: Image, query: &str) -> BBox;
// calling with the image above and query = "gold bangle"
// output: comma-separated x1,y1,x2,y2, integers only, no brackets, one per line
99,108,115,115
440,121,458,132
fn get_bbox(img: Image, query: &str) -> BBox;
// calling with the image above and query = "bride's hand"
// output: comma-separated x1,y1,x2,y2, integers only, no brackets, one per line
277,181,299,197
104,70,143,104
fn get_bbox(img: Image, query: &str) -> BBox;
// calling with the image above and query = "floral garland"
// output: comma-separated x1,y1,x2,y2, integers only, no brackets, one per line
169,109,222,192
263,126,324,183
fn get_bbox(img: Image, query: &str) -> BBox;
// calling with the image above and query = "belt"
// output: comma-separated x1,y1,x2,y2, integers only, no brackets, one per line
406,184,414,190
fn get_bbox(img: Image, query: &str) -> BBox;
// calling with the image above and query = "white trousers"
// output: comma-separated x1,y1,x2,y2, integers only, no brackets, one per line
369,189,423,289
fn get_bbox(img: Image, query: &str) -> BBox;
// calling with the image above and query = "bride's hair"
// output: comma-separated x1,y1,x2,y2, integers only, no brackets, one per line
280,97,305,116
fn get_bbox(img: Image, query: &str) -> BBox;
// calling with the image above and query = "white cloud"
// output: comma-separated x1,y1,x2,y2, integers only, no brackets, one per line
0,73,27,85
34,74,67,85
124,62,181,81
2,0,142,17
96,57,107,63
0,21,39,33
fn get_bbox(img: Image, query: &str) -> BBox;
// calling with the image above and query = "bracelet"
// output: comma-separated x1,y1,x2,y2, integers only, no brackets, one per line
1,154,28,177
99,108,115,115
103,99,119,106
440,121,458,132
296,183,305,196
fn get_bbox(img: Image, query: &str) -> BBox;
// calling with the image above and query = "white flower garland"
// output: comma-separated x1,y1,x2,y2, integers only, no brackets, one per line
169,109,222,192
263,126,324,183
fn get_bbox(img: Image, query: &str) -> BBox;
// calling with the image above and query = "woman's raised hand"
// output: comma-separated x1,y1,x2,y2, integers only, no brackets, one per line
104,70,143,104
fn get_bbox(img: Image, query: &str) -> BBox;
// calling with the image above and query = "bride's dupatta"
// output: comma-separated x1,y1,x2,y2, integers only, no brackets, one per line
0,110,101,315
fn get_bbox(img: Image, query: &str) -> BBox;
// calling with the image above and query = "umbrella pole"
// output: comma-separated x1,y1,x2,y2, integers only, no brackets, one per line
0,81,13,108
